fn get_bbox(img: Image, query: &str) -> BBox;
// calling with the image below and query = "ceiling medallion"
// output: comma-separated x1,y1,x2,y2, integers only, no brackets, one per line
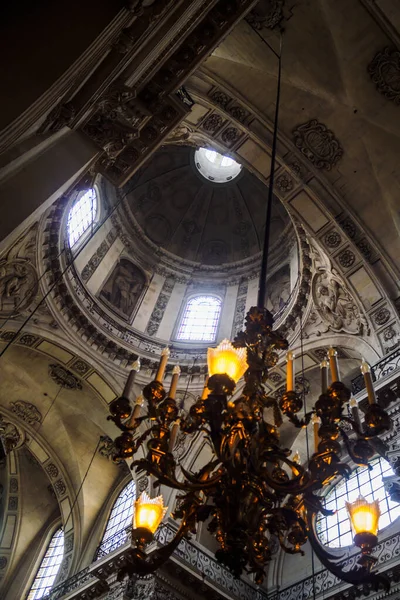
368,47,400,105
293,119,343,170
105,39,392,593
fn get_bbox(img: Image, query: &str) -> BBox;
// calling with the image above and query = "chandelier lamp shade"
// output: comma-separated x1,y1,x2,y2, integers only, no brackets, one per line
106,38,393,593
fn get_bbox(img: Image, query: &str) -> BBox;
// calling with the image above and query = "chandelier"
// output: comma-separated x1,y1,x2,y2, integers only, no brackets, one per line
106,39,392,593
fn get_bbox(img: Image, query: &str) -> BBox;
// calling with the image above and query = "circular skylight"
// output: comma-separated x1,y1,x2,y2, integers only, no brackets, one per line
194,147,242,183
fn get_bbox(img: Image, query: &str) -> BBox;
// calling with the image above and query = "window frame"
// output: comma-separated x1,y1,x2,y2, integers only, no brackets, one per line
316,457,400,549
95,479,136,559
25,524,64,600
173,293,223,344
65,186,100,252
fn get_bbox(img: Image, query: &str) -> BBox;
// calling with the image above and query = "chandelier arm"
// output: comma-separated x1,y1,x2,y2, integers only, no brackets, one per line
118,517,192,580
306,507,390,592
131,458,223,492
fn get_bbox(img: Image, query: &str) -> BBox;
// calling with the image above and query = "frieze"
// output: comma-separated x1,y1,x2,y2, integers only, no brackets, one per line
46,463,59,479
368,47,400,105
293,119,343,170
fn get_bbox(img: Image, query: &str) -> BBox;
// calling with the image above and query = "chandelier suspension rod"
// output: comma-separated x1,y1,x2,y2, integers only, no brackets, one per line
257,35,283,309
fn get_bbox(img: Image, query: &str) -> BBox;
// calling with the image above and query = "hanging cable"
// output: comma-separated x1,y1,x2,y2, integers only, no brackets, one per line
299,310,317,600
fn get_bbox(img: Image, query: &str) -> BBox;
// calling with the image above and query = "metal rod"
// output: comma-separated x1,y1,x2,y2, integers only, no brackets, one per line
257,36,283,309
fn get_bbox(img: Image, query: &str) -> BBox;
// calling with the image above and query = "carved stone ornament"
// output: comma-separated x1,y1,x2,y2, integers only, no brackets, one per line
368,47,400,105
312,269,366,335
374,307,391,326
0,259,38,317
275,172,294,194
324,231,342,249
293,119,343,170
49,364,82,390
245,0,284,30
337,248,356,269
10,400,42,425
0,415,24,453
202,113,223,132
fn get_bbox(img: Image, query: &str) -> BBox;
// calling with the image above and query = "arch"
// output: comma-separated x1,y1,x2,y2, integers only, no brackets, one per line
67,188,98,248
26,525,64,599
175,295,222,342
95,479,136,560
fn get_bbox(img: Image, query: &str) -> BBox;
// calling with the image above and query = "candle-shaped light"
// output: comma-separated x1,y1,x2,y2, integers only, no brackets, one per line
312,413,321,453
286,350,295,392
320,359,329,394
328,347,340,383
349,397,362,431
292,450,301,464
201,376,209,400
168,365,180,400
168,418,180,452
360,359,376,405
123,358,141,401
155,347,170,383
131,394,144,421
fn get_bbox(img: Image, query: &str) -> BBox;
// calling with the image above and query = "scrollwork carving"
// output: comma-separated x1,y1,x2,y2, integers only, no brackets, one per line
368,47,400,105
10,400,42,426
0,415,24,454
49,364,82,390
312,269,367,335
293,120,343,170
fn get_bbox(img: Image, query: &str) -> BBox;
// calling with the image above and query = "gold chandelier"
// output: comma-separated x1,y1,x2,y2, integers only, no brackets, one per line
108,316,391,590
106,37,392,593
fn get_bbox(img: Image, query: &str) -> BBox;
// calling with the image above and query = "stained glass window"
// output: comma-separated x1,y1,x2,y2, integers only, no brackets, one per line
27,527,64,599
67,188,97,247
96,480,136,558
176,296,222,342
316,458,400,548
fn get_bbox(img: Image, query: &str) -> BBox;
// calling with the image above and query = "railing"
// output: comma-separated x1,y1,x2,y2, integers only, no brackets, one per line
351,344,400,394
94,527,131,560
49,522,267,600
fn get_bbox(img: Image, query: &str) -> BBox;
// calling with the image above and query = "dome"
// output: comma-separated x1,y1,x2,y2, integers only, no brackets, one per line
122,145,293,266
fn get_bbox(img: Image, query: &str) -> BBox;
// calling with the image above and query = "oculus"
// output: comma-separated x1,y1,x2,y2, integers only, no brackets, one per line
194,147,242,183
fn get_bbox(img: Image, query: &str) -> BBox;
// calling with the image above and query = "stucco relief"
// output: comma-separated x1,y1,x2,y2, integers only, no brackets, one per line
312,269,367,335
0,415,25,454
100,259,146,320
0,259,38,316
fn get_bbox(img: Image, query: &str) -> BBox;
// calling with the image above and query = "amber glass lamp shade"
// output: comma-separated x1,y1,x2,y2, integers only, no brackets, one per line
207,339,248,383
134,492,167,535
346,496,381,538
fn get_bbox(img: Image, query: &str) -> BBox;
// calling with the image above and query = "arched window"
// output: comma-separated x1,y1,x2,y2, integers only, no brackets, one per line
27,527,64,599
316,458,400,548
96,480,136,558
176,296,222,342
67,188,97,247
